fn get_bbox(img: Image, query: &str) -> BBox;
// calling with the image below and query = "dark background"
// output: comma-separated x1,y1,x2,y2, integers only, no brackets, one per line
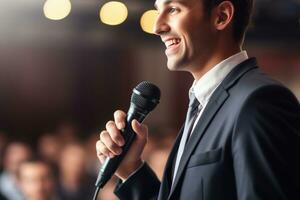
0,0,299,143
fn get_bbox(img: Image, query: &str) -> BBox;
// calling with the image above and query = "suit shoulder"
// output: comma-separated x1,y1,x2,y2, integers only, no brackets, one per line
228,67,298,106
233,70,300,131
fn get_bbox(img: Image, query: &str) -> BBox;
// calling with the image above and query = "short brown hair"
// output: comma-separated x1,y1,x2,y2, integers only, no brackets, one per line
203,0,254,42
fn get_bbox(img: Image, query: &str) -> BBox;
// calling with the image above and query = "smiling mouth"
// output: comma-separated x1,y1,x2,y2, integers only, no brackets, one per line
163,38,181,56
164,38,181,48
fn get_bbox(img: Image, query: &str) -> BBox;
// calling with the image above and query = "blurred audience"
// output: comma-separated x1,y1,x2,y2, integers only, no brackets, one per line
0,142,32,200
56,143,94,200
55,122,79,145
37,132,62,178
17,158,57,200
37,133,61,165
142,128,176,180
147,149,170,180
84,133,101,177
0,124,176,200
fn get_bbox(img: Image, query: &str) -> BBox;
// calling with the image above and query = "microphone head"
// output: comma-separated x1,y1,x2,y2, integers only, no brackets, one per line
131,81,161,112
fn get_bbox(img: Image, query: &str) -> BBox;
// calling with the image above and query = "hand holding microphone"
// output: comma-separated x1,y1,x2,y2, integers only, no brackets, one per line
95,81,160,188
96,111,147,181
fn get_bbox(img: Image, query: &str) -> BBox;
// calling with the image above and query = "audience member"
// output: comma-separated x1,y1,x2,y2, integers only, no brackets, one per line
56,143,94,200
37,132,62,177
17,158,57,200
0,142,31,200
37,133,61,165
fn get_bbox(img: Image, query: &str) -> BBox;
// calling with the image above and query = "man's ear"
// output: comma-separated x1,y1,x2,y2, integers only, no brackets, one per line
213,1,234,31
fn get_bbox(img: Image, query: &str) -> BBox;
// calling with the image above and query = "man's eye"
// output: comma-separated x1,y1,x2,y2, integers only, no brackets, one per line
169,7,179,14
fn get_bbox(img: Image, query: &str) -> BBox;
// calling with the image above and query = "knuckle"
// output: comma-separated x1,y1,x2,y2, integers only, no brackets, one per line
111,134,121,142
106,120,115,130
97,139,110,154
100,145,110,155
100,131,108,140
106,140,117,150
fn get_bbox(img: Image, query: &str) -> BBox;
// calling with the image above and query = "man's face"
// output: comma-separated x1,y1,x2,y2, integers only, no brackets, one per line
19,163,54,200
4,143,31,175
154,0,216,74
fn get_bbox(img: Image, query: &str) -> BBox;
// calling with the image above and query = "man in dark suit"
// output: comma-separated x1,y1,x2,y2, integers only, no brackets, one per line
96,0,300,199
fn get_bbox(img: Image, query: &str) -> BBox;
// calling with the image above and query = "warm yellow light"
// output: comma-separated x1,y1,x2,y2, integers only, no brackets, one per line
140,10,158,34
43,0,71,20
100,1,128,26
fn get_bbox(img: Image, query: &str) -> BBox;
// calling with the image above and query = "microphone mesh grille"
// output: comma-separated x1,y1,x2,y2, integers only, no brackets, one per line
135,81,161,100
131,81,161,111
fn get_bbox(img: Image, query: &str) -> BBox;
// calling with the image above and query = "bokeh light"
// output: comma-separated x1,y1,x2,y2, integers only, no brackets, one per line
100,1,128,26
140,10,158,34
43,0,72,21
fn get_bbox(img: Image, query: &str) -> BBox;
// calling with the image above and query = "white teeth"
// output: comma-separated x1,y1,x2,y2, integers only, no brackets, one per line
165,40,173,47
165,38,180,48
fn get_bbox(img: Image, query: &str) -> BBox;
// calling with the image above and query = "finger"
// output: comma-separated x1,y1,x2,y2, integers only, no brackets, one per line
106,121,125,146
98,154,106,164
96,139,111,157
114,110,126,130
100,130,122,156
131,119,148,139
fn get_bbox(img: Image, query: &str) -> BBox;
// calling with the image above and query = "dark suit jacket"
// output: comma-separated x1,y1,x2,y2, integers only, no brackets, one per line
114,58,300,200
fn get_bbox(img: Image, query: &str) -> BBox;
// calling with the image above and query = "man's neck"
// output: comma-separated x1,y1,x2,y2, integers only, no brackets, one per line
191,44,241,80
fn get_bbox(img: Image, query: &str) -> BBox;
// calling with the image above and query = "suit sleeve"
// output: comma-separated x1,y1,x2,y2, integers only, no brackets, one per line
114,162,160,200
232,85,300,200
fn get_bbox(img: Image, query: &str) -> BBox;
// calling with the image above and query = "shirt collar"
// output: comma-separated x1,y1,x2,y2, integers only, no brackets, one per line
189,51,248,106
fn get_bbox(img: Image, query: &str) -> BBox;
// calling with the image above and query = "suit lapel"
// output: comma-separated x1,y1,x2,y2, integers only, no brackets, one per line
168,88,229,198
167,58,258,199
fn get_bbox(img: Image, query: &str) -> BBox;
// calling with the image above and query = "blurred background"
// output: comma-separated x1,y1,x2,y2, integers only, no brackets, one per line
0,0,299,199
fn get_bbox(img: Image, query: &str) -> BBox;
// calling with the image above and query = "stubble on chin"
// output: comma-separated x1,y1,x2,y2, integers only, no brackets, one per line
166,55,188,72
166,59,178,71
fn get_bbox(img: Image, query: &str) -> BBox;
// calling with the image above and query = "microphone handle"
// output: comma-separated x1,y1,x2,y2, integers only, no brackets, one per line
95,109,147,188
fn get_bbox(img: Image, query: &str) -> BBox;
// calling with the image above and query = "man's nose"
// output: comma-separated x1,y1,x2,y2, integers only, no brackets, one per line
153,13,170,35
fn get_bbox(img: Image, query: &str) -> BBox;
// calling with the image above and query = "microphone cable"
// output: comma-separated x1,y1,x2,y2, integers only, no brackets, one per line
92,186,101,200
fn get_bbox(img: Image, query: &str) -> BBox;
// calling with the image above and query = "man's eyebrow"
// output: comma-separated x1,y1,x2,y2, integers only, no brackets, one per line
154,0,184,10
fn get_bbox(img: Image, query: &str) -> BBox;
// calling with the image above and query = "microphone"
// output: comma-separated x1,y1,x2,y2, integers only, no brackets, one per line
95,81,161,188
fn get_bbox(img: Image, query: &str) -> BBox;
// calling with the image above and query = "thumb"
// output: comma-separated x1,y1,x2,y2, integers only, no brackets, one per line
131,119,148,139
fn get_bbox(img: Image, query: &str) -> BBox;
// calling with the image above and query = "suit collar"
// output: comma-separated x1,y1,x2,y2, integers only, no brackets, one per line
167,57,258,199
221,57,258,90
